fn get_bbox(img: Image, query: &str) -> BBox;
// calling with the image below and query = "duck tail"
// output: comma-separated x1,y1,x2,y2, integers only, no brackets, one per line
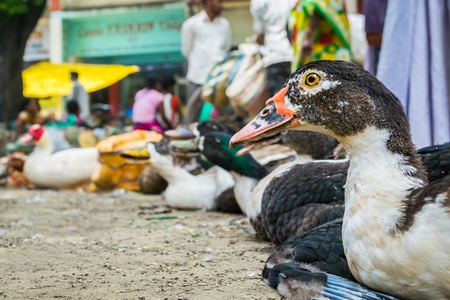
263,263,400,300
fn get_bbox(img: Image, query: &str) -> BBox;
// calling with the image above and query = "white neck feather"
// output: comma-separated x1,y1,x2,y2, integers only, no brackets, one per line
33,131,53,155
294,154,314,164
340,127,424,231
230,171,258,216
147,146,188,182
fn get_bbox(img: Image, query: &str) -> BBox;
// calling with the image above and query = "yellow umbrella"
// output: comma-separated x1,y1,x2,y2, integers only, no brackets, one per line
23,61,140,98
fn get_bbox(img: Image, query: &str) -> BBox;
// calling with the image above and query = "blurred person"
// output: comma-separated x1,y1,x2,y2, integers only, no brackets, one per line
131,76,165,134
289,0,352,71
125,97,134,119
48,101,85,129
360,0,388,75
46,101,88,148
66,100,83,127
250,0,294,96
85,103,112,129
157,77,182,130
9,98,52,155
181,0,232,104
67,72,90,119
377,0,450,148
14,98,47,137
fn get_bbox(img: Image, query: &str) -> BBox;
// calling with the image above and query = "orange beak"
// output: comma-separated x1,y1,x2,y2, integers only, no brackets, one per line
229,87,299,149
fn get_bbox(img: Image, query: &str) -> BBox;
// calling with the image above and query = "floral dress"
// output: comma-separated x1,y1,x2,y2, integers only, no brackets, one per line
289,0,352,71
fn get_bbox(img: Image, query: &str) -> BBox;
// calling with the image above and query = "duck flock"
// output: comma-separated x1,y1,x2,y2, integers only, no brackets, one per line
17,61,450,300
123,61,450,300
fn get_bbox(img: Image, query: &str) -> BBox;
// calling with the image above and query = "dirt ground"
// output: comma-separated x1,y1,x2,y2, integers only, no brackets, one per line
0,188,282,300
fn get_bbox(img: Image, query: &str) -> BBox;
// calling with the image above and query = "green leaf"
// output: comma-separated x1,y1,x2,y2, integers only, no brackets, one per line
0,0,45,16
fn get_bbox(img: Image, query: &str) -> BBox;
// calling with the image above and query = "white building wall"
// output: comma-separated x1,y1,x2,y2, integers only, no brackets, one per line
49,12,64,63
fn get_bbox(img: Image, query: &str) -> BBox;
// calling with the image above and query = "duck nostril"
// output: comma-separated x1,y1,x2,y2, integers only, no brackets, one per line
261,107,271,117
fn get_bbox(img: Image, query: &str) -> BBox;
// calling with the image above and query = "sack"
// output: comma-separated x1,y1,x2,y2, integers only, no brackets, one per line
201,42,268,118
201,51,245,108
226,43,268,118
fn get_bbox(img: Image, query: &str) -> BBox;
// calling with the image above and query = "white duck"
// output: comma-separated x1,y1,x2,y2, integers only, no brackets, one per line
122,139,234,211
22,124,99,189
230,60,450,300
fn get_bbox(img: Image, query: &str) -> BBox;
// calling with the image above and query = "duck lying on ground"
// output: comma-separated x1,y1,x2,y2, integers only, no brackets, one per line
122,138,234,211
230,60,450,299
170,125,343,241
21,124,98,189
261,141,450,295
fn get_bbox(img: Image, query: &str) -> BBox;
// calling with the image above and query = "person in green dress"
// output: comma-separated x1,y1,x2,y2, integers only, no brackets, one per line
289,0,352,71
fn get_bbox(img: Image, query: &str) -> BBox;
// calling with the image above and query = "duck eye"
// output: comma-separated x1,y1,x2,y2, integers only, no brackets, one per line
304,73,321,87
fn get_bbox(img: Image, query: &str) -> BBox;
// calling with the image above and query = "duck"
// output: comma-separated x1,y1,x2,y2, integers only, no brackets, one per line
260,140,450,294
188,130,268,216
121,138,235,211
21,124,99,189
244,130,344,244
167,120,298,166
241,136,450,247
230,60,450,299
170,125,345,241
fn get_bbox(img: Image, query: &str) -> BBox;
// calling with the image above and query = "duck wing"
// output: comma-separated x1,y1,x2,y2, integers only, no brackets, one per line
417,142,450,182
261,160,348,245
264,262,400,300
267,203,345,246
396,174,450,232
263,220,351,280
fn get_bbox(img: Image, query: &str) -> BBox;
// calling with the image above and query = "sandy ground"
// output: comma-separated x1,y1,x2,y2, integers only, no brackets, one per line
0,188,281,300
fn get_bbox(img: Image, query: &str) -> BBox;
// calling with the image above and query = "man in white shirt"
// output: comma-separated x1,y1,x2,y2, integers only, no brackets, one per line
181,0,232,105
250,0,294,96
68,72,90,119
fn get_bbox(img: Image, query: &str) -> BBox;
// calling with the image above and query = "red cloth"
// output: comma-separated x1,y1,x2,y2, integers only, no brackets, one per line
132,120,164,134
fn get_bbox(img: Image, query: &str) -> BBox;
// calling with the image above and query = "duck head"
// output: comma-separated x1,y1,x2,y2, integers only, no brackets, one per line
200,131,267,178
20,124,46,145
230,60,415,160
169,125,267,179
236,130,339,160
167,121,235,153
193,121,235,137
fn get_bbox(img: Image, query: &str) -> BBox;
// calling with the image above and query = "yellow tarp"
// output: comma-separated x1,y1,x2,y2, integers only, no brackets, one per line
38,96,65,119
23,61,140,98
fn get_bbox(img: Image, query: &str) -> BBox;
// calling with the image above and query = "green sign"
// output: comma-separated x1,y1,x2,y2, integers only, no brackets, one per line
63,4,185,59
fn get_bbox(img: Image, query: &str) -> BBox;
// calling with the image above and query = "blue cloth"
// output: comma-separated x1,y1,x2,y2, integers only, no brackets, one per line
363,0,388,33
362,0,388,75
377,0,450,148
